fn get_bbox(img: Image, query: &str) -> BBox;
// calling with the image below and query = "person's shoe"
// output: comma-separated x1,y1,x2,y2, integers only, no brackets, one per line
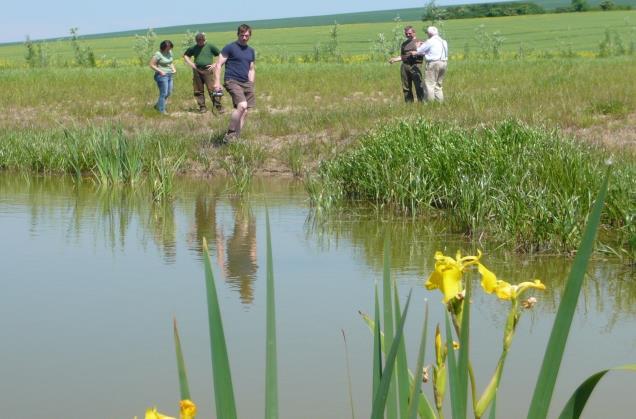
199,107,208,114
216,107,226,115
221,131,237,144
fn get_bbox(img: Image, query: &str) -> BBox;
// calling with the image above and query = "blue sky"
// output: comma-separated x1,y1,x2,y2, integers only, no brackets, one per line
1,0,476,43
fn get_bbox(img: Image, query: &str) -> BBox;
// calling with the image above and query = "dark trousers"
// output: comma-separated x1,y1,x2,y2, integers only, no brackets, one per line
192,68,223,111
400,63,424,102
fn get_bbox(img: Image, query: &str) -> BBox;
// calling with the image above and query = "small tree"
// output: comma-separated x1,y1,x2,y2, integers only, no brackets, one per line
571,0,589,12
133,28,157,66
599,0,615,10
69,28,96,67
181,30,196,50
423,0,447,26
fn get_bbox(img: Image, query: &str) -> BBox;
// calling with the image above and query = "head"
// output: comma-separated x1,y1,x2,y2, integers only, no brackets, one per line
237,24,252,45
426,26,439,38
404,25,416,40
159,40,174,52
195,32,206,46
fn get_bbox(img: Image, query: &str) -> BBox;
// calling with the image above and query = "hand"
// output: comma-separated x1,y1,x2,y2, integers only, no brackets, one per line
159,71,166,76
205,64,214,71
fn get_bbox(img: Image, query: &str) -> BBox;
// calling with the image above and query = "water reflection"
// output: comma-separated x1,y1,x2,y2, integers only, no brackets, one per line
2,174,634,314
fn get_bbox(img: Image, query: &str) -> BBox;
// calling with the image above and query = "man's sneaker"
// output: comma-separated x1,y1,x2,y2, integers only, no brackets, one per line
221,131,238,144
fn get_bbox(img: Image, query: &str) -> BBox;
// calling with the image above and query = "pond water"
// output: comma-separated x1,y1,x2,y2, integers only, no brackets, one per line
1,175,634,419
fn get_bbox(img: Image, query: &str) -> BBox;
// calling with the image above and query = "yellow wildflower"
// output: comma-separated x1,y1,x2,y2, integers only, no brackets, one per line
145,407,175,419
426,250,496,303
493,279,546,300
179,400,197,419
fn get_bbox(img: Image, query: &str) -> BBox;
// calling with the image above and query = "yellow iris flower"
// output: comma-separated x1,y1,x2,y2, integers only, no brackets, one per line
143,400,196,419
145,408,175,419
426,250,496,303
179,400,197,419
493,279,546,300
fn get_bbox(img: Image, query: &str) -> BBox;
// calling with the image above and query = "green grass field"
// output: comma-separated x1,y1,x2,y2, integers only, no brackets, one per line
0,11,634,64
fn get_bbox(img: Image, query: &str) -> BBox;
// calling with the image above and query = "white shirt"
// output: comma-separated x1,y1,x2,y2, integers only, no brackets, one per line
416,35,448,62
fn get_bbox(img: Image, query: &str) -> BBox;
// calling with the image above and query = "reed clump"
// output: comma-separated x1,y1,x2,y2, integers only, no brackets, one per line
310,119,636,253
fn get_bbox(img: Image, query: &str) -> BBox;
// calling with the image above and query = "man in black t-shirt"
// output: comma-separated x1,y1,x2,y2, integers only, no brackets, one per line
388,26,425,102
214,24,256,143
183,32,224,114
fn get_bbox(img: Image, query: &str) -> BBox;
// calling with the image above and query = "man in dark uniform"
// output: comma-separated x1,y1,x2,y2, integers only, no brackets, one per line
388,26,425,102
183,32,224,114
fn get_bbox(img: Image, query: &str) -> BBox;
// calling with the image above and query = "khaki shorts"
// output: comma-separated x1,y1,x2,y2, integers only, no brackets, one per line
224,79,256,109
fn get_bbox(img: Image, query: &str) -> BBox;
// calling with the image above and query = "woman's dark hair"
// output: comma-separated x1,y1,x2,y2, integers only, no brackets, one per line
160,40,174,51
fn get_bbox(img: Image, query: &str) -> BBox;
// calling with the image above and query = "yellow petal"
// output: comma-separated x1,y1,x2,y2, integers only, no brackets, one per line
145,408,176,419
478,263,498,294
180,400,197,419
440,265,462,303
515,280,546,299
425,270,443,291
495,281,513,300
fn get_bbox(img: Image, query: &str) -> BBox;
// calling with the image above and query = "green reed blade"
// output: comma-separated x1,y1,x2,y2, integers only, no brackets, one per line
373,284,382,400
342,329,356,419
383,235,398,419
558,365,636,419
393,282,410,418
408,303,436,419
488,393,497,419
456,283,472,419
371,290,413,419
265,210,279,419
445,312,459,418
202,238,238,419
172,318,191,401
527,170,610,419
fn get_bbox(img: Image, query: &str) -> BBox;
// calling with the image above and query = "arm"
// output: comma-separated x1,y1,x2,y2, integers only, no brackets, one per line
388,55,402,64
148,55,165,75
213,53,228,90
170,62,177,74
183,54,197,71
248,61,255,83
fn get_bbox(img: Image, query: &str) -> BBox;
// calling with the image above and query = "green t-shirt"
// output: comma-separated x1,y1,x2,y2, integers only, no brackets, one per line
153,51,174,73
184,43,220,67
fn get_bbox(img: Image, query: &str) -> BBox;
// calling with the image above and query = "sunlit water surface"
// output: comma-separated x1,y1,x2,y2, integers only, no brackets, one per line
0,175,634,419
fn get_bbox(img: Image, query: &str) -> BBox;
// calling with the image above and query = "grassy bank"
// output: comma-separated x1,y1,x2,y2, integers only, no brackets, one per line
308,119,635,253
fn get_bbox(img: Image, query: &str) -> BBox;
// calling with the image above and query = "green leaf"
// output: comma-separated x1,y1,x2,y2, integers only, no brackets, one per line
173,318,191,401
202,238,238,419
558,365,636,419
393,283,410,418
456,285,472,419
408,303,436,419
383,235,398,419
488,393,497,419
445,312,460,418
265,210,279,419
373,283,382,399
527,170,610,419
371,290,413,419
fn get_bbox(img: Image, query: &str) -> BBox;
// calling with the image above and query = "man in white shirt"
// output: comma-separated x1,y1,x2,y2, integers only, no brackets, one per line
414,26,448,102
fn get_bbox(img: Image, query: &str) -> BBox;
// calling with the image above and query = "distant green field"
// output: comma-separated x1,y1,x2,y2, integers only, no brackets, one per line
0,10,634,65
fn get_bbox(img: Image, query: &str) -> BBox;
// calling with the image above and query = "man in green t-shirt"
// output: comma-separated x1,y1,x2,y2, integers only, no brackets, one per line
183,32,224,114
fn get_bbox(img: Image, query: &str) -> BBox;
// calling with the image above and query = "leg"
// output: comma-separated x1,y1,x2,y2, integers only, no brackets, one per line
192,69,206,111
165,74,174,109
411,64,425,102
424,63,436,102
201,69,224,113
228,102,248,136
434,62,447,102
154,73,169,113
400,64,414,102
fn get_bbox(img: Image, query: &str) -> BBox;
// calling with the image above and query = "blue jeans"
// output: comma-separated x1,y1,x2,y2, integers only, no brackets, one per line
154,73,173,112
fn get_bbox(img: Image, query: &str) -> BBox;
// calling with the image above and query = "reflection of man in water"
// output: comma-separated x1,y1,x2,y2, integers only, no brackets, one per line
216,199,258,305
191,193,257,305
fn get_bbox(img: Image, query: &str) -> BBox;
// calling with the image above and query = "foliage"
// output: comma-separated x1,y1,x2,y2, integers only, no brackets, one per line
133,28,157,67
423,0,448,26
309,119,636,254
474,24,505,59
429,2,545,20
69,28,96,67
24,36,49,68
371,16,404,58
